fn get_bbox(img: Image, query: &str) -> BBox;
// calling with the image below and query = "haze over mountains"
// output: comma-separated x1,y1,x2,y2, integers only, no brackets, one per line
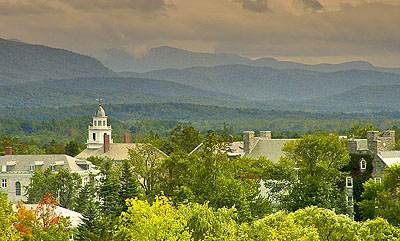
2,38,400,115
97,46,400,74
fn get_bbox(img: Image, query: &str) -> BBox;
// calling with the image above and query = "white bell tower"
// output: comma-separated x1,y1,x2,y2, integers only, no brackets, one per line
87,104,113,149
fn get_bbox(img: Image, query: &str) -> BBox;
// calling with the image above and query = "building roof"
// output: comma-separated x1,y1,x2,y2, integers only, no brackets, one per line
189,141,244,157
76,143,168,161
0,154,88,173
246,139,295,162
378,151,400,167
95,105,106,117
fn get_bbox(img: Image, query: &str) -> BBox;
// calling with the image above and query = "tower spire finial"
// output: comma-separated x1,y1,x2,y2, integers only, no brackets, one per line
96,98,103,105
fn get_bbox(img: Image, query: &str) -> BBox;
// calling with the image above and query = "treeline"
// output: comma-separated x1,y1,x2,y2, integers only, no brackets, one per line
4,130,400,240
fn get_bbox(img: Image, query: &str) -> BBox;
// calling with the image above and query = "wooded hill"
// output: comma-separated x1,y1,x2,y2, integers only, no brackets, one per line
0,38,114,84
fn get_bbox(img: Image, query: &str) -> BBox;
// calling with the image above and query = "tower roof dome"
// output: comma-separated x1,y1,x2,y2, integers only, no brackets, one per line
95,105,106,117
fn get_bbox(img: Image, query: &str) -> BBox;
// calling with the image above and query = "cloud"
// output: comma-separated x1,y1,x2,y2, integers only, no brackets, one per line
62,0,173,12
233,0,269,13
0,0,60,15
293,0,324,12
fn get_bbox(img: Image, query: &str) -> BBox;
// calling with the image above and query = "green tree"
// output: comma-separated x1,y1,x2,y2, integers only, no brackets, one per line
119,159,142,211
75,200,101,241
65,140,82,157
0,193,20,241
178,202,238,240
169,125,202,153
26,168,56,204
74,175,97,213
359,164,400,225
98,158,122,217
279,133,350,212
26,168,81,209
118,195,192,241
128,144,164,197
347,124,379,139
55,168,82,209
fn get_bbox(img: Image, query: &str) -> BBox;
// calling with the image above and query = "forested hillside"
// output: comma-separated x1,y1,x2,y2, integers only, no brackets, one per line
128,65,400,101
0,77,253,108
0,38,114,84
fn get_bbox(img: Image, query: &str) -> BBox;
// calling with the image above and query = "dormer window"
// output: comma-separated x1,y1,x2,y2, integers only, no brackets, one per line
346,177,353,188
1,165,6,172
360,159,366,170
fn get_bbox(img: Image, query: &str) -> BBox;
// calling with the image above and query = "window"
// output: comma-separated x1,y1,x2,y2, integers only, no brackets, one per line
83,177,88,186
51,165,56,172
15,182,21,196
29,165,36,173
346,177,353,188
360,159,366,170
99,121,102,126
346,196,353,205
1,179,6,188
103,121,106,126
93,133,96,141
374,177,382,183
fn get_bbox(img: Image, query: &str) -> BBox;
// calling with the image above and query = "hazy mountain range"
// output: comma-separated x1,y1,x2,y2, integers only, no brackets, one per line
96,46,400,74
2,38,400,114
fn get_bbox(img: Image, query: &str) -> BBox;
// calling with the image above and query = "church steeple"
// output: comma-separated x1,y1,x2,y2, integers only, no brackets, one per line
87,104,113,149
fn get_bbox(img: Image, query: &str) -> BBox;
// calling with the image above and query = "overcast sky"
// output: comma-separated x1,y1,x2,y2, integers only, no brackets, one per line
1,0,399,67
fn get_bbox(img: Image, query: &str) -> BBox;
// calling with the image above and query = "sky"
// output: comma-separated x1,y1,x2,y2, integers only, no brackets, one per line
1,0,399,67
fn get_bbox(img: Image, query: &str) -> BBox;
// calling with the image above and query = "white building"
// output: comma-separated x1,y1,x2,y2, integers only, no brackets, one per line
87,104,113,149
0,153,93,203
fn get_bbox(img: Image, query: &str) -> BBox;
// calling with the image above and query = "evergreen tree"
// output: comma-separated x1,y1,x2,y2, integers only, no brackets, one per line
119,160,142,211
98,159,122,216
65,140,82,157
74,176,97,213
75,200,101,241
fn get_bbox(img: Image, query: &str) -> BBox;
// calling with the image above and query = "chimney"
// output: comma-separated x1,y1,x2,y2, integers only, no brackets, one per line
5,147,13,155
367,131,379,141
260,131,271,139
123,133,131,143
243,131,255,155
228,135,234,143
104,134,110,153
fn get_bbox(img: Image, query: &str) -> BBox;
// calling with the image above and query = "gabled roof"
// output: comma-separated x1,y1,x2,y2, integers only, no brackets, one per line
75,143,168,161
0,154,87,173
378,151,400,167
247,139,295,162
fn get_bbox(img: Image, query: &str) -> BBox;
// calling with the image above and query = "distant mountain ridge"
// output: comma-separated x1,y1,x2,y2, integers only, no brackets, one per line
96,46,400,74
0,38,114,84
123,65,400,101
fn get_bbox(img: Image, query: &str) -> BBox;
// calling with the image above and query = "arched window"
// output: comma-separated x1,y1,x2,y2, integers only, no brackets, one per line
360,159,366,170
93,133,96,141
103,120,106,126
15,182,21,196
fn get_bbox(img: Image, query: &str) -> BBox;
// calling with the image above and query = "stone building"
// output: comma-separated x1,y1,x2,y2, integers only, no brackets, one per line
348,130,397,181
243,131,296,162
0,152,93,203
